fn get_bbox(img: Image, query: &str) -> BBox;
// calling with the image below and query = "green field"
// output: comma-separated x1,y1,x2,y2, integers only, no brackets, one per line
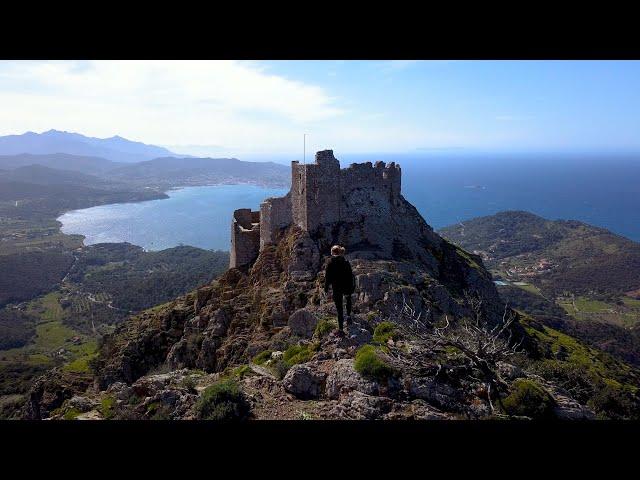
558,295,640,328
514,282,543,297
0,291,97,373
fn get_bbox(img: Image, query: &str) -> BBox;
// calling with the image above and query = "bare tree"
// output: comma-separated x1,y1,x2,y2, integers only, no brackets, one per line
390,291,523,414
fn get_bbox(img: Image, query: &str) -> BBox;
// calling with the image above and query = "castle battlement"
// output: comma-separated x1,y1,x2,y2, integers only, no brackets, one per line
229,150,403,269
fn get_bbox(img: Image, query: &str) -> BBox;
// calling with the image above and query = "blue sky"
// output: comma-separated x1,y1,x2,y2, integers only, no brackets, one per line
1,60,639,156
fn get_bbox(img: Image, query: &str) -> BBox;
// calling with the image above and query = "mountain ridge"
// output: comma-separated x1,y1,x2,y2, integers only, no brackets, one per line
0,130,178,163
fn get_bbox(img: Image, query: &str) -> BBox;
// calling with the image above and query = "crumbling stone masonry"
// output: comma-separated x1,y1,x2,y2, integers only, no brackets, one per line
229,208,260,268
229,149,402,268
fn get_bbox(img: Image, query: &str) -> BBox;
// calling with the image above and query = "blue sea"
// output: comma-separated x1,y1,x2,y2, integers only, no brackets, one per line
59,184,288,251
58,153,640,251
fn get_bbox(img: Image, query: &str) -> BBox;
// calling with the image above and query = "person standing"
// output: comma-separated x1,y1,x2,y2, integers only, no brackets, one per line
324,245,356,336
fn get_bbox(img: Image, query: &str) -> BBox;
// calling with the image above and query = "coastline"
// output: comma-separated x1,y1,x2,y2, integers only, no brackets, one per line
55,181,289,251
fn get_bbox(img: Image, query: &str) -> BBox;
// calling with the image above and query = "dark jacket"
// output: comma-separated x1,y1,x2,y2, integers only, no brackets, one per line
324,255,355,295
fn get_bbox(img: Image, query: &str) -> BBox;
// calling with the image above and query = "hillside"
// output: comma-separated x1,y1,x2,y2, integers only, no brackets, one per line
0,153,119,175
22,188,640,421
0,244,229,418
106,156,291,188
439,211,640,367
0,164,121,189
0,152,291,189
0,130,176,163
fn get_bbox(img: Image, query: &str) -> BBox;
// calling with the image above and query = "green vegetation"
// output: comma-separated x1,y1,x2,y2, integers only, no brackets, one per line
314,317,337,337
373,321,399,344
0,251,74,306
622,296,640,308
354,345,395,382
252,350,273,365
146,401,172,420
517,317,640,419
501,379,556,419
441,210,640,370
0,308,36,350
195,379,250,421
268,358,290,380
76,245,228,312
99,395,116,420
230,365,253,379
455,245,481,270
515,283,543,297
63,407,81,420
283,343,317,367
63,353,96,373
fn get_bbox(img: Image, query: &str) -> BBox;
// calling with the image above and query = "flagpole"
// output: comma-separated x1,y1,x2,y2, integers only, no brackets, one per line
303,133,307,165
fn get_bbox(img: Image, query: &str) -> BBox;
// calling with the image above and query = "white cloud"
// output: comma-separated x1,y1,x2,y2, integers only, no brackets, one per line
0,60,345,151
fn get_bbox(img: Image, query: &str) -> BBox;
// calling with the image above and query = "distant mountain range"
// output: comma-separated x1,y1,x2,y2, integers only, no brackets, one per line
0,130,178,163
0,131,291,189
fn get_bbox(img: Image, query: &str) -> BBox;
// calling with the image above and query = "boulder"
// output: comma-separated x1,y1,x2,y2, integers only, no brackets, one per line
407,377,460,410
325,359,378,399
329,391,393,420
497,361,524,381
206,308,231,337
282,364,326,399
288,309,318,338
66,395,97,413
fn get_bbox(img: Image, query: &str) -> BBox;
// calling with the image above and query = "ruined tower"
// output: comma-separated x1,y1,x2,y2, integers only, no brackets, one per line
229,208,260,269
229,150,402,269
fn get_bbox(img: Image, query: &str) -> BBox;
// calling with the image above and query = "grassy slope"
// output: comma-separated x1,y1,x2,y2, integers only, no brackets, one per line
439,210,640,368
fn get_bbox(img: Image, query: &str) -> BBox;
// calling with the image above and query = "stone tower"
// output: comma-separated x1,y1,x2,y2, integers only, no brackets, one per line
229,149,402,269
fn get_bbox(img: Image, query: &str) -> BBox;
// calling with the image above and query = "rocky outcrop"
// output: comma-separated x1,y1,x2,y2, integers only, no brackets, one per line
23,369,93,420
287,309,318,338
326,359,379,400
283,363,326,399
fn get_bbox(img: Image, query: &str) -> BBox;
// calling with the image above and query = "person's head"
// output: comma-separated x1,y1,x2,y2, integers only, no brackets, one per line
331,245,346,256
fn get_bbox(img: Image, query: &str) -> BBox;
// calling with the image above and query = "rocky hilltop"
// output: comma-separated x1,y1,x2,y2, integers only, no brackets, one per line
24,153,640,420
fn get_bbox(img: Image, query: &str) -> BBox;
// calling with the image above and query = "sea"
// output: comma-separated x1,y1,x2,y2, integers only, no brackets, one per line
58,152,640,251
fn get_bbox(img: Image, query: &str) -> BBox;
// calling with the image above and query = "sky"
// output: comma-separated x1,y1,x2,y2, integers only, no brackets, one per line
1,60,639,157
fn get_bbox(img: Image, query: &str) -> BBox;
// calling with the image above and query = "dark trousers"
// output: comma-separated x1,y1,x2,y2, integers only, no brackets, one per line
332,291,352,330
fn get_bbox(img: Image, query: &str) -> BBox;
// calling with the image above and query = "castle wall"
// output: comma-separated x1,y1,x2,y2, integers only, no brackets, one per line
229,208,261,268
291,161,307,230
229,149,404,267
260,193,292,249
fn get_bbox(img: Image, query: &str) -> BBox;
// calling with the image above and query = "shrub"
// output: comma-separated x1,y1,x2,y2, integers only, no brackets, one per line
146,402,172,420
195,379,250,421
63,408,81,420
283,343,317,367
502,379,556,419
373,322,399,344
354,345,395,382
268,358,290,380
99,395,116,420
587,382,639,420
252,350,273,365
231,365,253,379
180,376,197,393
315,318,337,337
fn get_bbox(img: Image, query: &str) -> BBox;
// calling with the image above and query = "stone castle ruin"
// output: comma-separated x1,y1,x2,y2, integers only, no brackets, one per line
230,149,410,269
